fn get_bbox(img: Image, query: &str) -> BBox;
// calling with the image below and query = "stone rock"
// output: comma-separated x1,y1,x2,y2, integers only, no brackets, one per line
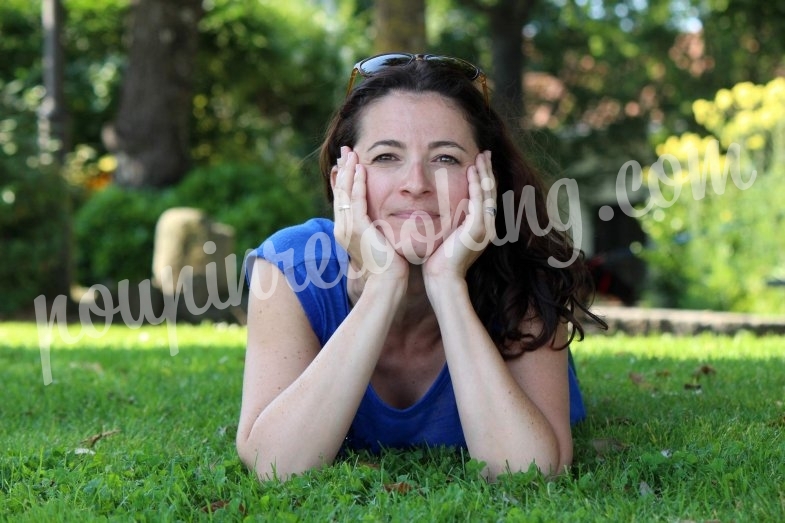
152,207,242,323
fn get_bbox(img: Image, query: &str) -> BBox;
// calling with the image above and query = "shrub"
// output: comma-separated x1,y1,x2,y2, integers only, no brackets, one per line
169,160,319,263
73,156,319,287
0,162,71,315
638,78,785,313
72,185,173,287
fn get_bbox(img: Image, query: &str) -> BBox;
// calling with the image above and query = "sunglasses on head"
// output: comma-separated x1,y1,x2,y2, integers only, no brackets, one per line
345,52,489,106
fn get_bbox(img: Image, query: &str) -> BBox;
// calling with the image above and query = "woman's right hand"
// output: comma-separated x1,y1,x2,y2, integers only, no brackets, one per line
332,146,409,283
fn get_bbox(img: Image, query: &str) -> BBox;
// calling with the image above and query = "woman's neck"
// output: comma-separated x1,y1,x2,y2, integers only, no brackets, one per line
391,265,437,330
348,264,439,335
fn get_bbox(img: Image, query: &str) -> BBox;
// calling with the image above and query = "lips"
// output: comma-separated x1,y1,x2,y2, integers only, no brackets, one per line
389,210,441,220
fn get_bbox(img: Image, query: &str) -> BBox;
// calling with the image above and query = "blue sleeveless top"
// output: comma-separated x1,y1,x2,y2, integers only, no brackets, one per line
249,218,586,452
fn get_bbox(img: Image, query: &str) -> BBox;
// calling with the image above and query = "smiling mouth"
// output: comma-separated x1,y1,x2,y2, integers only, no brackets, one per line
390,210,441,220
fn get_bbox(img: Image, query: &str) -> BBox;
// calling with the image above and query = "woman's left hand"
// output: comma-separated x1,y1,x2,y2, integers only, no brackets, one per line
423,150,497,282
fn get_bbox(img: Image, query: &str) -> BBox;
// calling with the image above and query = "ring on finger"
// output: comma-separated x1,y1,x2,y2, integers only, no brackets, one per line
484,206,497,217
338,204,351,211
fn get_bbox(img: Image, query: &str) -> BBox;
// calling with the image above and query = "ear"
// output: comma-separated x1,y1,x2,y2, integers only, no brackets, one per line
329,165,339,191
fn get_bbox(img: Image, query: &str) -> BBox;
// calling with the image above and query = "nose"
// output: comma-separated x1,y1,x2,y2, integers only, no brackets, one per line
399,161,433,195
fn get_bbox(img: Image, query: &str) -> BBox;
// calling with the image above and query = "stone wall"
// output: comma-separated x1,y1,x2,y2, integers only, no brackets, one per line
586,305,785,336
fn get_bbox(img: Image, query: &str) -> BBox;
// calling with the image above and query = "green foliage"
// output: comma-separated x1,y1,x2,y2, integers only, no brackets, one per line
0,1,41,84
192,0,359,164
73,157,318,287
1,0,359,189
60,0,129,148
169,160,319,269
638,79,785,313
0,23,72,315
72,185,172,287
0,0,129,156
5,0,784,312
0,0,367,292
2,325,784,521
0,162,70,315
701,0,785,87
521,0,701,171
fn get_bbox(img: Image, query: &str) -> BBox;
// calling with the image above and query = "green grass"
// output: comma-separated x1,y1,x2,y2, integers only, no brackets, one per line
1,322,784,521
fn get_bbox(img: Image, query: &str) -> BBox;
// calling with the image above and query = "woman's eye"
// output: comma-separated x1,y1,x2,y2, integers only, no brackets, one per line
434,155,460,165
371,153,397,162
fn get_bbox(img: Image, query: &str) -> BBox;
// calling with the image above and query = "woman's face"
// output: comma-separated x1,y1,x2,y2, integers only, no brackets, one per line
353,91,480,261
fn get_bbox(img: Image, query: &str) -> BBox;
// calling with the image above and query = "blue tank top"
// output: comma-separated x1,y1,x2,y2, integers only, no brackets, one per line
250,218,586,452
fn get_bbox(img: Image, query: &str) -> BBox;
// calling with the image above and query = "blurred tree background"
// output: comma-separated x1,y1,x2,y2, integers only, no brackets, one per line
0,0,783,317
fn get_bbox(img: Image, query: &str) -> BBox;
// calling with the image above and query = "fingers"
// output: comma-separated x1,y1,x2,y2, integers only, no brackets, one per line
351,161,367,218
466,150,496,240
333,147,354,247
477,150,496,205
333,146,355,211
332,147,398,277
478,151,497,238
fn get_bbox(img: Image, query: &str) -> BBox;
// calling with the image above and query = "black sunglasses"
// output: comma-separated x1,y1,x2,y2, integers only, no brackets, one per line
345,53,489,105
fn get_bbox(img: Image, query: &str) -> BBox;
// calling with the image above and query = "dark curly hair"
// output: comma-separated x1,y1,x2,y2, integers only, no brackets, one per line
319,58,605,357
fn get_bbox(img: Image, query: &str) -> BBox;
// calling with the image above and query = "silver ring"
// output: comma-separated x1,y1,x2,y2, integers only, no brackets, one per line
484,206,497,217
338,204,351,211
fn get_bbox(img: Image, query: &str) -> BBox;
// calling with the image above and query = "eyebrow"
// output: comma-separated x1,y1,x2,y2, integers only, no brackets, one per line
366,140,468,152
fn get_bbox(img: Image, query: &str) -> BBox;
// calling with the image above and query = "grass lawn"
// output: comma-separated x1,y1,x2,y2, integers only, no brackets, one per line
1,322,783,521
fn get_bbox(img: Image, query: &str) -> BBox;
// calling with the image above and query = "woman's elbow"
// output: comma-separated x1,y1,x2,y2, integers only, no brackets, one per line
237,443,279,481
236,435,261,476
236,433,275,481
236,436,326,482
539,438,573,478
486,441,571,481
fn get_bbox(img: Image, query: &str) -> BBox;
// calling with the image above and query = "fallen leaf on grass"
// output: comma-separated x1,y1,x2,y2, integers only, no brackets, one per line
767,415,785,428
107,392,136,405
629,372,656,391
628,372,645,385
591,438,629,456
201,500,246,514
203,500,228,512
384,482,413,494
655,369,671,378
604,416,633,426
683,364,716,391
81,429,121,448
639,481,655,497
692,364,716,378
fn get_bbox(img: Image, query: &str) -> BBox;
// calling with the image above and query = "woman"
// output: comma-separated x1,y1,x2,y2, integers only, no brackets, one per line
237,53,602,481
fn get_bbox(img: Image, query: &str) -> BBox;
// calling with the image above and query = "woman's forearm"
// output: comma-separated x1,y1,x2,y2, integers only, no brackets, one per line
425,276,564,480
239,278,405,480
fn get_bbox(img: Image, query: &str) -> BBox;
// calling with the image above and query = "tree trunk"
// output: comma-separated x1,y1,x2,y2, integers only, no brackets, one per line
103,0,203,188
39,0,69,163
373,0,427,54
486,0,535,122
38,0,72,301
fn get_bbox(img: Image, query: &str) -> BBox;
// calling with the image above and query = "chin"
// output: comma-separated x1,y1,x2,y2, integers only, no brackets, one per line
395,234,445,264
